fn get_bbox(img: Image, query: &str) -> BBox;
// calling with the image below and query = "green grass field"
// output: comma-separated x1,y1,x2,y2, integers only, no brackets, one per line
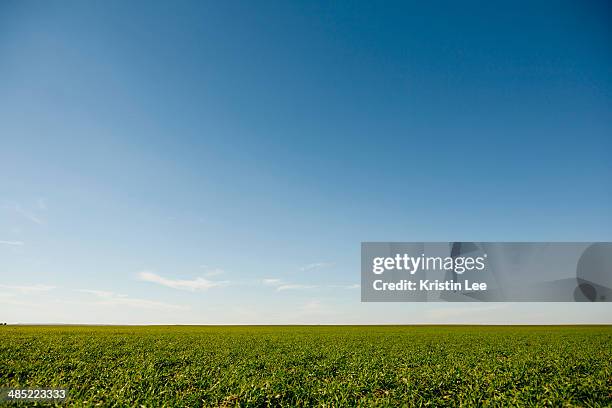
1,325,611,406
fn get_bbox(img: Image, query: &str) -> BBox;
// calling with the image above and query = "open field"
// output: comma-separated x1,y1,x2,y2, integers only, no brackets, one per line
1,325,611,406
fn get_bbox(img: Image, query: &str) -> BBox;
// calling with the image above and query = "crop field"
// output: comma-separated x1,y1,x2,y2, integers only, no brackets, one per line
1,325,611,406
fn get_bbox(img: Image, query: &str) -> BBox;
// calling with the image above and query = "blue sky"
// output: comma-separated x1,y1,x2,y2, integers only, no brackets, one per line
1,0,611,323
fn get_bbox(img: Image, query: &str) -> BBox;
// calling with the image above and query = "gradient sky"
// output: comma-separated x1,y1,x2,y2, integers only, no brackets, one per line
1,0,611,324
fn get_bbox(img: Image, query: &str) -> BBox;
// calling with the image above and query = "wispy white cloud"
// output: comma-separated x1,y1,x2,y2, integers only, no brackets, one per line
277,284,316,291
15,204,44,225
199,266,226,277
0,292,40,307
78,289,116,298
299,262,334,272
262,278,282,286
0,284,55,294
0,240,24,246
0,283,54,308
262,278,316,291
138,271,229,291
78,289,187,310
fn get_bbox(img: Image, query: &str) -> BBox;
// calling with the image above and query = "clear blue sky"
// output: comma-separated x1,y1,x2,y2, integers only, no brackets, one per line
1,0,611,323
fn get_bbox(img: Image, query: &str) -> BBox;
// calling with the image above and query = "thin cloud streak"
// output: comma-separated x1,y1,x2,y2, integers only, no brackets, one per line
138,271,229,291
0,240,24,246
0,284,56,294
300,262,335,272
78,289,187,310
327,283,360,289
264,279,357,291
262,278,316,291
0,292,41,307
262,279,282,286
201,267,225,277
277,284,316,291
15,204,44,225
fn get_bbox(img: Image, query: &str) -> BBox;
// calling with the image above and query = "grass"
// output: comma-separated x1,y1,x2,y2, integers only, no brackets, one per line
1,325,611,406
